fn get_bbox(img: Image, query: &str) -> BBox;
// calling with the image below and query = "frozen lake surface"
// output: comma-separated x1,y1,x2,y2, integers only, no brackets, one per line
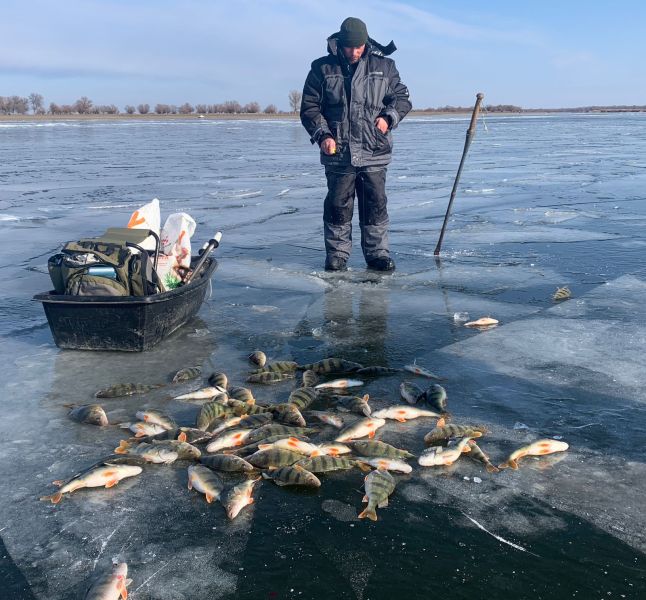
1,114,646,598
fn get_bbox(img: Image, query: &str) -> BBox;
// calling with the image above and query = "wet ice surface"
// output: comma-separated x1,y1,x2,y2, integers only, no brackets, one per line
1,114,646,598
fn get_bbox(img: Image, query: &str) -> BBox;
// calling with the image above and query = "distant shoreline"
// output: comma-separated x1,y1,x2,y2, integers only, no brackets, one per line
2,108,645,122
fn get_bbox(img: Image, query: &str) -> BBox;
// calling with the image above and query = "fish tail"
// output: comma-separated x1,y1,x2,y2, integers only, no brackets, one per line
114,440,130,454
498,459,518,470
358,504,378,521
40,492,63,504
486,464,500,473
436,417,446,428
356,461,372,473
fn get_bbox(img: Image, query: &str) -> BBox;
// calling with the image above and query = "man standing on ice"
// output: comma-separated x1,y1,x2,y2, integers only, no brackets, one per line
300,17,411,272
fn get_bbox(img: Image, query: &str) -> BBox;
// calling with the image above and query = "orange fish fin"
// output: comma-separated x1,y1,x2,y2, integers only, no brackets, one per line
357,462,371,472
368,431,375,439
436,417,446,427
358,507,377,521
362,495,368,503
178,432,187,442
509,459,519,470
486,464,500,473
362,394,370,402
40,492,63,504
205,493,214,503
104,478,119,488
396,417,407,423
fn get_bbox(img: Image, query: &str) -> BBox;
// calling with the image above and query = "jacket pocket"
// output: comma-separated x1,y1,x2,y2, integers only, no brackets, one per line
323,75,344,106
371,126,392,158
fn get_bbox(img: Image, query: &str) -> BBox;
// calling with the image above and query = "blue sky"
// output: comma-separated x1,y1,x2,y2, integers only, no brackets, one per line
1,0,644,110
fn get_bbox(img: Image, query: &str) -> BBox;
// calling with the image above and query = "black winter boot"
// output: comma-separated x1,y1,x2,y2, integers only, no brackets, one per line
366,257,395,272
325,256,348,272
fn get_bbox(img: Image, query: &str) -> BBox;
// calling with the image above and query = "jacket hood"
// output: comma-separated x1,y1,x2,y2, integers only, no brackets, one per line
326,34,396,57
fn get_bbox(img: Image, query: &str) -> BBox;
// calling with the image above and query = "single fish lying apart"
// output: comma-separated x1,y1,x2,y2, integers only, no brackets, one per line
498,439,569,470
464,317,499,328
358,469,396,521
262,465,321,488
68,404,109,426
552,287,572,302
187,465,224,503
172,366,202,383
40,463,143,504
84,562,131,600
248,350,267,367
402,362,443,380
95,383,163,398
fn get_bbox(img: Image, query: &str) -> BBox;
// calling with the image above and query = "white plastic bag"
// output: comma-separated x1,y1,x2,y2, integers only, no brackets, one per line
161,212,196,269
127,198,161,251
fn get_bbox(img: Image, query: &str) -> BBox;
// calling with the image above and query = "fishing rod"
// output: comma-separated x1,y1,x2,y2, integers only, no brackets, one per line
184,231,222,284
434,92,485,256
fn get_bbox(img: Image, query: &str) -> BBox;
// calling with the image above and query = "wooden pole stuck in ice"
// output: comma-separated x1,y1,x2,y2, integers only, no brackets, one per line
434,92,485,256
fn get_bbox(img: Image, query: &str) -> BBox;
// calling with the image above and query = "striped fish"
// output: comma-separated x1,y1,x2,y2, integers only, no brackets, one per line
208,372,229,388
295,455,365,473
187,465,224,503
301,370,319,387
287,387,319,410
227,386,255,403
196,401,234,431
200,454,255,473
172,366,202,383
250,361,299,374
248,351,267,367
358,469,396,521
349,440,414,460
246,372,295,384
466,440,499,473
297,358,363,374
247,448,303,469
423,423,486,447
96,383,163,398
271,403,306,427
262,465,321,488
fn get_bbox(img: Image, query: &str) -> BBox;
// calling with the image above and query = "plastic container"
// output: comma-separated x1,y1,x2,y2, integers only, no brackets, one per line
34,258,217,352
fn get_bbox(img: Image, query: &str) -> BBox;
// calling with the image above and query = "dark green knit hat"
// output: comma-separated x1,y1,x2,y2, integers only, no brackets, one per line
338,17,368,47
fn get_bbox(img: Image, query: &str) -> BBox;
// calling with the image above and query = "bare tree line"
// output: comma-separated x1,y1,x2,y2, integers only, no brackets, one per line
1,93,291,116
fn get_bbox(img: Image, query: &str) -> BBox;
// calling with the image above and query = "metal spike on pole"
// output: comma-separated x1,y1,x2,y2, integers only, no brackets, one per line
434,92,485,256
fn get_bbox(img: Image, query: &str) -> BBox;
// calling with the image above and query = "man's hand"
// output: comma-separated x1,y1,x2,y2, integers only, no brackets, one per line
375,117,389,134
321,137,337,155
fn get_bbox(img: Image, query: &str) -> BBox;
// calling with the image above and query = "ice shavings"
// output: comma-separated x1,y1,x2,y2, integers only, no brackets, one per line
461,512,538,556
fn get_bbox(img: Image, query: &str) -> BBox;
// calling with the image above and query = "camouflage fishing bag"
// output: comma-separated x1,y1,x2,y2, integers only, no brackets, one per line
48,233,161,297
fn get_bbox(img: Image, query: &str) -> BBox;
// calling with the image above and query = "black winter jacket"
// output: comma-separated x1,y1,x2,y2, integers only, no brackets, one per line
300,35,412,168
